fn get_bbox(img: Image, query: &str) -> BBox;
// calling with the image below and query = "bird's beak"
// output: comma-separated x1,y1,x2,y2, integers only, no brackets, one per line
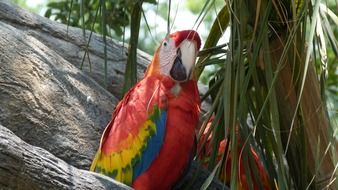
170,40,197,82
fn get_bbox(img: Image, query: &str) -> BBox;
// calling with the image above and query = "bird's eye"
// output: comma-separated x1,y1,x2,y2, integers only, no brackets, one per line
163,41,168,47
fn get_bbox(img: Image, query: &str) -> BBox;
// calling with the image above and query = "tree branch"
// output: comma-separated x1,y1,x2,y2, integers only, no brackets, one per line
0,125,131,190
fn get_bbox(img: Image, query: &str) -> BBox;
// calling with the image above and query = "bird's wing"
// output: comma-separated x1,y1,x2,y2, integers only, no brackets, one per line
90,76,168,185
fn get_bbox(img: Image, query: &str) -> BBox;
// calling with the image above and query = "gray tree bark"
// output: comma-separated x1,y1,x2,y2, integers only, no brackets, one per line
0,125,132,190
0,1,225,189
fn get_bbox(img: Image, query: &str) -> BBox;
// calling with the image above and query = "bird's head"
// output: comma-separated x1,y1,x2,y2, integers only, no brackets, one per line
145,30,201,82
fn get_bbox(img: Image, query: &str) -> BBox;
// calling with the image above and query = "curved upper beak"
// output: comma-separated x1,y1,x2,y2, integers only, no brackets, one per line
169,40,198,82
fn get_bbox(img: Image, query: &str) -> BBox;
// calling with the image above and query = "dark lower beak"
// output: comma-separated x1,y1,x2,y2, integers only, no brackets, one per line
170,48,187,82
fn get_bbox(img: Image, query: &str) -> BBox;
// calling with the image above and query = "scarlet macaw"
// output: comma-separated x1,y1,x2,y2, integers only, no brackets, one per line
90,30,201,190
198,119,271,190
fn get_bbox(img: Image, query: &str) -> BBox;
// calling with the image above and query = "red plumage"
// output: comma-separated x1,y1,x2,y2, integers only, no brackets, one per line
132,76,200,190
198,120,272,190
90,30,201,190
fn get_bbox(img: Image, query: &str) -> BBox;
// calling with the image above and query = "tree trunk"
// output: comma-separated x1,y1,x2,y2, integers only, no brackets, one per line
269,35,337,189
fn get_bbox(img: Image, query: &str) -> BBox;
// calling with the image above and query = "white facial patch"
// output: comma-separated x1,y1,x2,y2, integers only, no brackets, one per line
158,38,198,81
159,38,177,76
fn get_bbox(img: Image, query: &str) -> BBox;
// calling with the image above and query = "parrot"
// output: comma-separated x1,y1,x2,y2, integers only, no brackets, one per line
198,118,271,190
90,30,201,190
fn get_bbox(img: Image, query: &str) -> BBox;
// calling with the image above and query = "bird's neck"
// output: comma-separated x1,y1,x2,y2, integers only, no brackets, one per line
171,82,182,96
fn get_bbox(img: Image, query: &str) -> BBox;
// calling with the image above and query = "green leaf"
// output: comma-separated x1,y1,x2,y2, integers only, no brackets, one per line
44,9,52,18
200,160,222,190
144,0,157,5
195,4,229,78
122,1,143,96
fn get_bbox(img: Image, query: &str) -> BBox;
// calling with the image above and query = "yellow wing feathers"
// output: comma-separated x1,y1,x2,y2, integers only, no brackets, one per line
90,119,157,185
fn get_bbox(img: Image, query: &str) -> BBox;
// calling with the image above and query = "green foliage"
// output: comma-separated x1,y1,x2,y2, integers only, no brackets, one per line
313,2,338,129
45,0,138,36
122,1,143,95
11,0,46,13
44,0,157,36
196,0,338,189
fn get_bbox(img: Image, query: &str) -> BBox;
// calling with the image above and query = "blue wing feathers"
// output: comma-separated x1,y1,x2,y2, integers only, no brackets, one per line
132,109,167,180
